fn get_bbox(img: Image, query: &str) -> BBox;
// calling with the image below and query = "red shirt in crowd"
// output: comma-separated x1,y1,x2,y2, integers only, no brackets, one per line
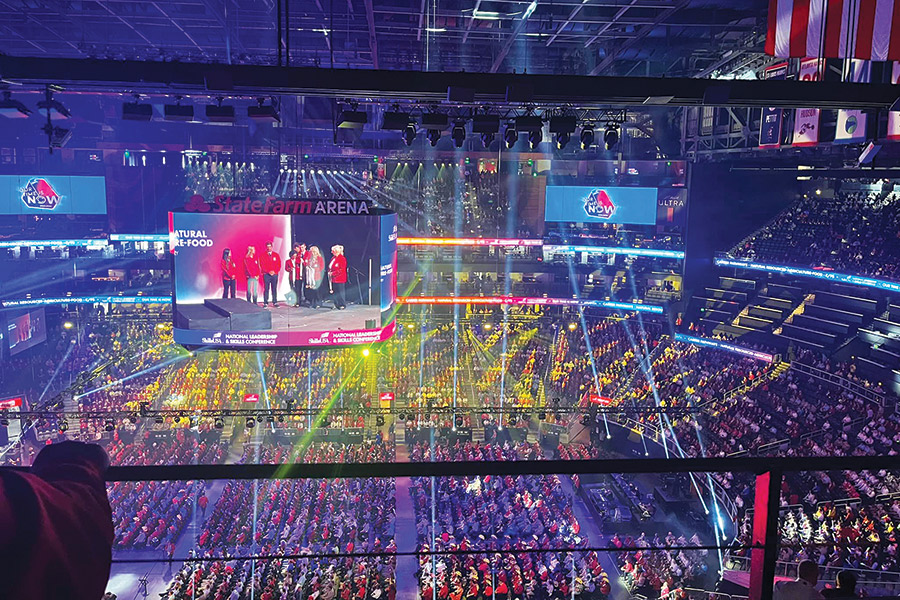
329,254,348,284
259,250,282,275
244,255,261,278
221,259,237,280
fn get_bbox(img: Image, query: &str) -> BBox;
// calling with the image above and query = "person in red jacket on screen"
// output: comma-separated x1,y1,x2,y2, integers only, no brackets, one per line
244,246,261,304
306,245,326,309
0,440,113,600
221,248,237,299
259,241,282,308
329,244,348,310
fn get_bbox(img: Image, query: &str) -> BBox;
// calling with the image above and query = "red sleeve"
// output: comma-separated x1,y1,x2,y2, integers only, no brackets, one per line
0,459,112,600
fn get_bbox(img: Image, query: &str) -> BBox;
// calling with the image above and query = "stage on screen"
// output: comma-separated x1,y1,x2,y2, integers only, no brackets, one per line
170,198,397,349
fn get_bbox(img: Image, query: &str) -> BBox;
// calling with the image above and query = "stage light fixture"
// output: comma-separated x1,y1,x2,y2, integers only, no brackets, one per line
455,416,464,428
37,89,70,120
59,420,69,432
503,124,518,149
376,415,386,426
122,101,153,121
398,412,406,421
556,132,570,150
538,411,546,421
154,416,164,424
206,98,236,123
42,123,72,149
528,129,542,150
248,97,280,123
402,124,417,146
246,416,256,429
362,348,371,357
451,122,466,148
604,125,619,150
0,91,32,119
381,107,412,131
214,418,224,429
580,126,594,150
337,106,367,128
426,128,442,147
104,420,115,432
581,414,591,425
63,321,74,329
568,322,578,331
480,132,495,148
164,97,194,121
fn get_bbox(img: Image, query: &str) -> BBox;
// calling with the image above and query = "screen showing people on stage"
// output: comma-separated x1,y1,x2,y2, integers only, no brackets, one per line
170,208,397,348
7,308,47,356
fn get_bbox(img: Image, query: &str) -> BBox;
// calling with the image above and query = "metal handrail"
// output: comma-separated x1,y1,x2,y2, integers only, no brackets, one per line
791,361,886,407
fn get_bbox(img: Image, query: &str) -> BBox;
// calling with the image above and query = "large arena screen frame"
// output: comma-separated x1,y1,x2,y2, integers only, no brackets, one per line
169,200,397,349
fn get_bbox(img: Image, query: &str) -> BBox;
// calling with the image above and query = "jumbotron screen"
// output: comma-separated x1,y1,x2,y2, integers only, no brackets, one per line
170,200,397,349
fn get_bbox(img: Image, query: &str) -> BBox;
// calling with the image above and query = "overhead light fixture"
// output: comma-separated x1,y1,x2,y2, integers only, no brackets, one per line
164,97,194,121
604,125,619,150
426,128,441,147
42,123,72,149
523,0,538,20
214,417,224,429
248,97,280,123
480,132,495,148
514,115,542,132
37,89,70,120
580,126,595,150
425,27,447,32
337,105,367,128
0,91,31,119
245,416,256,429
472,114,500,134
104,420,115,432
504,123,518,149
451,122,466,148
403,124,417,146
122,101,153,121
556,132,570,149
381,106,412,130
550,115,576,149
206,98,235,124
528,129,542,150
473,9,501,20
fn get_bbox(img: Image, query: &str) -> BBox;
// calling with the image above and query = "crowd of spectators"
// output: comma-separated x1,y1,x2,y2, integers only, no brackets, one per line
729,188,900,281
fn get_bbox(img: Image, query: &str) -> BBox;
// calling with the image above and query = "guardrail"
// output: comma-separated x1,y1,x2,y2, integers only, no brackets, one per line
725,554,900,596
791,361,886,407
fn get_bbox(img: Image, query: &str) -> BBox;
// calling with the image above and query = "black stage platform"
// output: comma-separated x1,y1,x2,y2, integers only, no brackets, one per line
204,298,272,330
176,300,381,332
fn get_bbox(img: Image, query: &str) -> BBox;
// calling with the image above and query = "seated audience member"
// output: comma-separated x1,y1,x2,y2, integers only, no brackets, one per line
822,571,858,598
774,560,824,600
0,441,113,600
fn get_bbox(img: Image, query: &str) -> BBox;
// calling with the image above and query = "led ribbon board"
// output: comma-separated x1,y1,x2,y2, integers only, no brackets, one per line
674,333,774,363
716,257,900,294
398,296,664,313
544,245,685,259
1,296,172,308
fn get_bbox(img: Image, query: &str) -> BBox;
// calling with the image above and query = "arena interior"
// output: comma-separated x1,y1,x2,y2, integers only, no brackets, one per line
4,1,900,598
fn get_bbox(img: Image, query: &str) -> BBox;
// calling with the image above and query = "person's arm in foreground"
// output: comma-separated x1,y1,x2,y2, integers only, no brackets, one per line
0,441,113,600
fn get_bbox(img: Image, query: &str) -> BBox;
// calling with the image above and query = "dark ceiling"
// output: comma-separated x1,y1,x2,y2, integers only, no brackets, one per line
0,0,769,77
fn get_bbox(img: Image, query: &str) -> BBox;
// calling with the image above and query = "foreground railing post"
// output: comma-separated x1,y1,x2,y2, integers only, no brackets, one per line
749,470,782,600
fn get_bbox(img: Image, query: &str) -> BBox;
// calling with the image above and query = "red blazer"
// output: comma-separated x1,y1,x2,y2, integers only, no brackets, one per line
329,254,348,284
259,251,282,275
285,258,303,280
221,259,237,280
244,255,261,278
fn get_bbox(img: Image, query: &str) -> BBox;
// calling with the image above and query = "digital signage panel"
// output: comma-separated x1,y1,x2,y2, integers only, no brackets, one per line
0,176,107,215
171,201,397,349
7,308,47,356
544,186,658,225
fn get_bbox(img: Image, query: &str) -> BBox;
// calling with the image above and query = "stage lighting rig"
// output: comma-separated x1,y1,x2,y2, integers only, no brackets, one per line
426,128,442,146
528,129,542,150
480,132,495,148
0,91,31,119
206,97,236,124
580,125,595,150
37,87,70,120
245,416,256,429
556,132,570,150
450,122,466,148
503,123,518,149
402,124,417,146
248,97,280,123
604,124,620,150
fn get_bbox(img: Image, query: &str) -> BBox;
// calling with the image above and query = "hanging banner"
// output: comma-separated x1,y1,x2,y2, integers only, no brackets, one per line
835,59,871,144
792,58,824,147
760,63,788,148
888,62,900,141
